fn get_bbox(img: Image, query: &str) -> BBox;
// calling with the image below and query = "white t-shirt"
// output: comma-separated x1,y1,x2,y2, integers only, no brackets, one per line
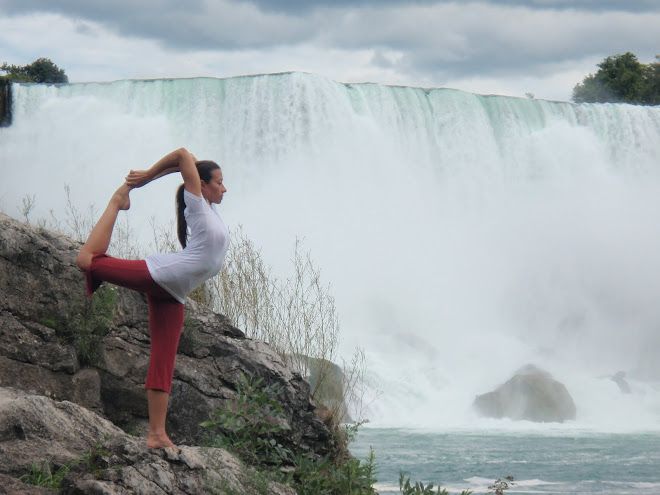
145,189,230,303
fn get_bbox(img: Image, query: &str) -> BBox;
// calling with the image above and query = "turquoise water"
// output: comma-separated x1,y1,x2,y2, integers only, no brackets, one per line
350,428,660,494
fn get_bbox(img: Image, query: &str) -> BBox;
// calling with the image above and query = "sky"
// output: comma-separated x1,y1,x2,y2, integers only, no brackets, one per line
1,0,659,102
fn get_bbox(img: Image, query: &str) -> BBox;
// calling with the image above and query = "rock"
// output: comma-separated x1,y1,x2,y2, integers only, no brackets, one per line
0,212,335,490
0,387,122,477
611,371,631,394
0,474,56,494
0,387,295,495
473,364,577,423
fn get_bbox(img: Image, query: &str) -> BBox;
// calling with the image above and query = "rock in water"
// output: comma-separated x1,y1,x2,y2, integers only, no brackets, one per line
611,371,632,394
473,364,577,423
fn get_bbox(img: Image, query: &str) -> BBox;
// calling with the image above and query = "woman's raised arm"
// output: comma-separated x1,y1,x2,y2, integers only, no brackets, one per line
125,148,202,197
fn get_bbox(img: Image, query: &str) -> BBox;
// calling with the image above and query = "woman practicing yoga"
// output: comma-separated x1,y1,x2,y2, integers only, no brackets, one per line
76,148,229,448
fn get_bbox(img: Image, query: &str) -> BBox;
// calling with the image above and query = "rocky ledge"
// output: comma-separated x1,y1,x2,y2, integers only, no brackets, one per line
0,212,334,493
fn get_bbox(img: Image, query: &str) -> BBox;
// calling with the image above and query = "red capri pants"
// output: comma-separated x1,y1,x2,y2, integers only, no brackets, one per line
86,254,184,394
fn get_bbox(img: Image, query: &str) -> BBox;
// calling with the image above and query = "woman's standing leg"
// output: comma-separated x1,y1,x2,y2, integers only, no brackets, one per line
145,293,185,449
147,390,174,448
76,183,131,270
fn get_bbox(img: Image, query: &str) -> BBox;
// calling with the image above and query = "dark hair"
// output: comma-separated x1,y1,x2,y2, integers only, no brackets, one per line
176,160,221,248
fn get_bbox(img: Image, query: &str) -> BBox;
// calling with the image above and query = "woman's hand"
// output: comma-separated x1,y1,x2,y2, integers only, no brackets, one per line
125,169,152,188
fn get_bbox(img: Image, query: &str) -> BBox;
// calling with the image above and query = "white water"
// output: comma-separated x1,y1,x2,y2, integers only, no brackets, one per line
2,73,660,431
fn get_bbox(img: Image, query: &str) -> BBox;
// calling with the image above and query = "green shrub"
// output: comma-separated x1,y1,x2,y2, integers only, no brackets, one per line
201,373,293,467
201,373,378,495
289,447,377,495
399,472,473,495
20,460,75,489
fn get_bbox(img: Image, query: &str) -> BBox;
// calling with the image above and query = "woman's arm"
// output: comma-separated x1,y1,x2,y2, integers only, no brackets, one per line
125,148,201,197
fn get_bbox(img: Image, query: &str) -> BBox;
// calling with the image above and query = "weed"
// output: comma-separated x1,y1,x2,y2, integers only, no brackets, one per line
179,314,202,354
19,460,73,489
487,476,515,495
42,284,117,366
80,435,111,474
201,373,293,468
67,284,117,366
399,472,473,495
127,425,143,437
201,373,378,495
287,446,377,495
20,193,36,224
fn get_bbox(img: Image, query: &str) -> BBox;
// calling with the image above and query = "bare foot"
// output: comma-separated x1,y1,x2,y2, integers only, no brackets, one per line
112,183,132,211
146,432,174,449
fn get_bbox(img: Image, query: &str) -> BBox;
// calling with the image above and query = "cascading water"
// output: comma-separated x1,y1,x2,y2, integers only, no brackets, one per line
2,73,660,432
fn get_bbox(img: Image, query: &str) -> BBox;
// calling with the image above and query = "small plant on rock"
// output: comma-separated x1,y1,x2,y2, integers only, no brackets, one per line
201,373,378,494
20,460,76,489
201,373,293,467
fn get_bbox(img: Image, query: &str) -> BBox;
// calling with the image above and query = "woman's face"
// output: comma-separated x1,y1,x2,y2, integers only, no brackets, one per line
202,168,227,204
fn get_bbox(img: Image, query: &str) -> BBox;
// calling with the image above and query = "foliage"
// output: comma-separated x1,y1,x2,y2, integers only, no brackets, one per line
19,460,73,489
79,435,112,475
20,194,36,223
487,476,515,495
572,52,660,105
399,472,474,495
20,435,112,489
289,447,377,495
1,57,68,83
201,373,378,495
41,284,117,366
201,373,294,467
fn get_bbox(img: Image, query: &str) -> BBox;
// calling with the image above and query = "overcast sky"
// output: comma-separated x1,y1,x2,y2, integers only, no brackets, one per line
1,0,658,101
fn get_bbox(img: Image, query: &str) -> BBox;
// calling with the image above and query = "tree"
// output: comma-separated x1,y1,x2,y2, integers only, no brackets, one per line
0,58,68,84
572,52,659,105
643,55,660,104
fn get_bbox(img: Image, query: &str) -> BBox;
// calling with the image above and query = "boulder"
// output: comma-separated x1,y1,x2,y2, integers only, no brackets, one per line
473,364,577,423
611,371,631,394
0,387,295,495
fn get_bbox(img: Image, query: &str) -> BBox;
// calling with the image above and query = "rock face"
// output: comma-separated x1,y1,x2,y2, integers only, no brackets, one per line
0,387,295,494
0,212,334,491
473,365,577,423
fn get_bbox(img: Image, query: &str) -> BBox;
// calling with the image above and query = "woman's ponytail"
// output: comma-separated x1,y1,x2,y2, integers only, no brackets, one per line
176,184,187,248
175,159,221,249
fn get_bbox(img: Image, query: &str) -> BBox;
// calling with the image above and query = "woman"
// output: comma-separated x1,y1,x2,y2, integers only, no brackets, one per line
76,147,229,449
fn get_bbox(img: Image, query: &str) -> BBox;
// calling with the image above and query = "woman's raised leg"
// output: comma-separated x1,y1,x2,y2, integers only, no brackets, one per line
76,183,132,270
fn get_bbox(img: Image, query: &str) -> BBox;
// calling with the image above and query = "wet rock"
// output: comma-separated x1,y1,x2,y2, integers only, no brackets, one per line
611,371,631,394
473,364,577,423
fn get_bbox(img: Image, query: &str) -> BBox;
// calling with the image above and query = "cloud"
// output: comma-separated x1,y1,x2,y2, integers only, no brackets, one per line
1,0,658,101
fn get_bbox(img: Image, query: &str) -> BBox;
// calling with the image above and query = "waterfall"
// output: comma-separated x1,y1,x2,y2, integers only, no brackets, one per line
2,72,660,430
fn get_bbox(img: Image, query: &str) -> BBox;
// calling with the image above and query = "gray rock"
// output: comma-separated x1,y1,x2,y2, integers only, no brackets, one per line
473,364,577,423
0,387,295,495
611,371,631,394
0,387,122,477
0,473,56,494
